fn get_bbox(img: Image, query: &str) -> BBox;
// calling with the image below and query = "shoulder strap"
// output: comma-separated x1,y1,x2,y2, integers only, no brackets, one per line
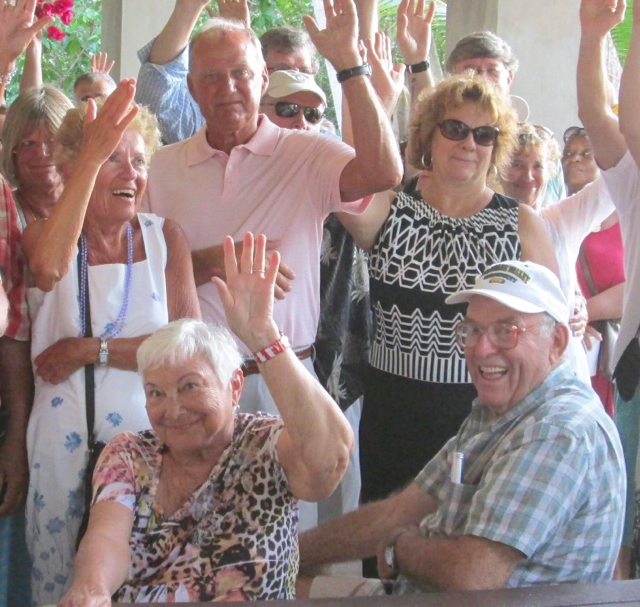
578,247,598,297
77,239,96,448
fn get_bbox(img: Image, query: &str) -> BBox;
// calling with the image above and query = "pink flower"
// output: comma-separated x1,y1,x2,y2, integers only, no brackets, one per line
60,9,73,25
37,2,55,17
53,0,74,12
46,25,66,41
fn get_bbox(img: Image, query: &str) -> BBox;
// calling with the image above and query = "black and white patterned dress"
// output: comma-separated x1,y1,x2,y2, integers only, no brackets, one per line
360,189,521,505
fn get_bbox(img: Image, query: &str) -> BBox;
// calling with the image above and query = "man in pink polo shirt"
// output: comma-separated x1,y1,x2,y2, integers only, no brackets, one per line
146,3,401,406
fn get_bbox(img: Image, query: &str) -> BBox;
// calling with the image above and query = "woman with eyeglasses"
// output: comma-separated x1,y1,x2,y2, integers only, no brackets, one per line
337,74,557,540
501,123,617,391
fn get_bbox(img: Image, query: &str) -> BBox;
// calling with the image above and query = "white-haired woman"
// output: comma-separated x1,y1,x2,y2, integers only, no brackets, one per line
58,232,353,604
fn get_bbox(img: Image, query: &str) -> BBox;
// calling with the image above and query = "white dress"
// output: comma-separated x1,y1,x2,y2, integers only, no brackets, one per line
25,214,169,606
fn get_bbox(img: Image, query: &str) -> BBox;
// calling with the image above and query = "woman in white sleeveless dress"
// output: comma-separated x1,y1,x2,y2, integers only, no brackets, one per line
21,81,200,606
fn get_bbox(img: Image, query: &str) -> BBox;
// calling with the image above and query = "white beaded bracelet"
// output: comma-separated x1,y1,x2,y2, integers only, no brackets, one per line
253,333,290,363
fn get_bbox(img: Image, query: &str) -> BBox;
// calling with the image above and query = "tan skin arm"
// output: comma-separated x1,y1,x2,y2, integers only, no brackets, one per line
28,218,201,385
379,531,523,591
19,32,42,92
518,203,560,276
335,189,393,251
619,0,640,166
213,233,354,502
147,0,209,65
304,0,403,202
299,481,436,571
58,501,134,607
577,0,627,170
0,337,33,517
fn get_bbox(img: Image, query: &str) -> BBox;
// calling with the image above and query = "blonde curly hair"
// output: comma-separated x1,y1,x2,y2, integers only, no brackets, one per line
406,73,518,177
54,100,161,172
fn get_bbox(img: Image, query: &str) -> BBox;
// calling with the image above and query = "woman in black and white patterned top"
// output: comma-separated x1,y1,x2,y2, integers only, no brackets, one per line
339,73,559,518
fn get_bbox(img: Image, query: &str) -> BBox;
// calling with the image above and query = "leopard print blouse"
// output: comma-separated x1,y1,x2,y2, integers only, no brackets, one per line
92,413,299,602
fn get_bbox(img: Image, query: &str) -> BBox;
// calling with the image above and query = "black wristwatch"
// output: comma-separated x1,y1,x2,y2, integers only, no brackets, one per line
336,63,372,83
406,60,430,73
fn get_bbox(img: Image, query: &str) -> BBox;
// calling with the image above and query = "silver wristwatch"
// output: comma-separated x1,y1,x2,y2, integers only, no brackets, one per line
98,339,109,367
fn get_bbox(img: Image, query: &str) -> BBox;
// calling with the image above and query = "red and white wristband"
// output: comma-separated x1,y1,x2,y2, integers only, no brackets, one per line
253,333,290,363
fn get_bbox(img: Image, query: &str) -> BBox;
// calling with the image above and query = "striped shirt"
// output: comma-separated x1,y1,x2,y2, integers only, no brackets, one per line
416,363,625,585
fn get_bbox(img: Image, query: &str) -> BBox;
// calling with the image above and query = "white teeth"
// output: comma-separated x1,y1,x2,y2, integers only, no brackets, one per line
481,366,506,373
113,189,135,198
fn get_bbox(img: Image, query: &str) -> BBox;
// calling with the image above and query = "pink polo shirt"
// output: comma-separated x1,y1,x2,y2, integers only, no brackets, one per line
147,115,367,354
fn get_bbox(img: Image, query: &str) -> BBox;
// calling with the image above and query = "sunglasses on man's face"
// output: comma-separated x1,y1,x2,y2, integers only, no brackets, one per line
437,119,500,147
263,101,324,125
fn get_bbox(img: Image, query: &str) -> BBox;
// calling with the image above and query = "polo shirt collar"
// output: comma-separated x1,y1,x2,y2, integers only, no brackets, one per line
185,115,279,166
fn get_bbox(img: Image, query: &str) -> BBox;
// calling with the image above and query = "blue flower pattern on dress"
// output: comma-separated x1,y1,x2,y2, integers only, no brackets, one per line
51,396,63,408
66,489,84,518
151,292,161,302
103,322,117,337
45,517,64,534
63,432,82,453
106,412,123,427
34,490,45,512
145,220,153,227
55,574,67,585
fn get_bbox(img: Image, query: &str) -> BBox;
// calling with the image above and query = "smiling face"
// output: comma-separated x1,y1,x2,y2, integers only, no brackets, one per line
431,101,496,186
144,355,243,456
13,123,61,193
561,134,599,195
87,130,147,223
502,145,548,210
188,30,268,148
464,296,566,418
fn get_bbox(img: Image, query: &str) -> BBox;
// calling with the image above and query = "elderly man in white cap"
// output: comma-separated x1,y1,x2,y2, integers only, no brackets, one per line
298,260,624,596
260,70,327,131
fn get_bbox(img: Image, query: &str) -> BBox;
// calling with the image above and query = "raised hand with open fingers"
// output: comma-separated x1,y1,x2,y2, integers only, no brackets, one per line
366,32,405,115
397,0,435,65
303,0,361,71
580,0,625,37
91,51,115,75
0,0,53,69
213,0,250,27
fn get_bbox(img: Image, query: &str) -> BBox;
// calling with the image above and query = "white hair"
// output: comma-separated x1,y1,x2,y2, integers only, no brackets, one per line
137,319,243,386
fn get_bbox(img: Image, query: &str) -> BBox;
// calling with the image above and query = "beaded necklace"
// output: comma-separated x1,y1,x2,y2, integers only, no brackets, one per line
78,223,133,339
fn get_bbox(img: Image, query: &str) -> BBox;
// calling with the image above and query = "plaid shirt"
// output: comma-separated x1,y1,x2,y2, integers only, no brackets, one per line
0,178,29,340
136,39,204,145
416,363,625,586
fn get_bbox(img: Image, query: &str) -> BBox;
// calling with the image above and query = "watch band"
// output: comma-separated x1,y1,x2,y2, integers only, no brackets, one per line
98,338,109,367
336,63,372,84
406,60,430,74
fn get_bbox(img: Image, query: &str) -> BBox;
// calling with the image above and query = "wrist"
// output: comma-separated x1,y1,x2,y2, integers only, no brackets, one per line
250,330,289,363
336,63,372,84
405,59,430,74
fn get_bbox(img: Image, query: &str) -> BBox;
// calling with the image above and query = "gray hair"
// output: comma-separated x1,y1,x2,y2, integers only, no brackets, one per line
189,17,264,71
259,26,319,75
447,31,519,78
137,319,244,386
73,72,116,93
1,84,73,187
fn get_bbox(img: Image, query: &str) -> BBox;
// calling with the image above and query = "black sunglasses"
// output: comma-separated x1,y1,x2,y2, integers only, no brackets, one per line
563,126,586,143
263,101,324,125
437,119,500,147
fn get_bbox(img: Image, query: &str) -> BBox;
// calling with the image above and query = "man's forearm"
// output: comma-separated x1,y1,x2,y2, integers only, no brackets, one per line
395,533,522,591
0,337,34,439
192,245,224,287
620,19,640,163
148,0,207,65
341,76,403,198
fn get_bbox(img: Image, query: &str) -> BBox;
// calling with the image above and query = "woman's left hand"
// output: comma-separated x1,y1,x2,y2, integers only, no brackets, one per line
34,337,94,384
570,293,588,339
212,232,280,352
79,78,139,167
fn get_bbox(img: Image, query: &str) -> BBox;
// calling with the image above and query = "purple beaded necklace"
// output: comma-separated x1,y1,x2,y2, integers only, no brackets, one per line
78,223,133,339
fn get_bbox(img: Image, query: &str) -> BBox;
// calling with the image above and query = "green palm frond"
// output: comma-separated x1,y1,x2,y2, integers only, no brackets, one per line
612,0,634,65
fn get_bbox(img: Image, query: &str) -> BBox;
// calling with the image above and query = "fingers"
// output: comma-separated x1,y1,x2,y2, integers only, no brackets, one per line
302,14,320,38
253,233,267,274
223,234,240,280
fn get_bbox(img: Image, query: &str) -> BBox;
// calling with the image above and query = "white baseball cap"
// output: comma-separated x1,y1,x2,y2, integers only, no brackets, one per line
446,261,569,324
266,70,326,105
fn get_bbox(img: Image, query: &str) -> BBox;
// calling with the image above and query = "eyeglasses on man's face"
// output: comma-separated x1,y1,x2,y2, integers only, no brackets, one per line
455,320,548,350
437,119,500,147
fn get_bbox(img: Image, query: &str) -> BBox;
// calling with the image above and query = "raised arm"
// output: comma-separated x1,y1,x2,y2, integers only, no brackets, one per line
518,204,560,277
304,0,403,201
22,80,139,292
213,232,354,502
397,0,435,116
91,51,115,75
0,0,51,93
577,0,627,169
19,32,42,92
148,0,209,65
619,0,640,164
